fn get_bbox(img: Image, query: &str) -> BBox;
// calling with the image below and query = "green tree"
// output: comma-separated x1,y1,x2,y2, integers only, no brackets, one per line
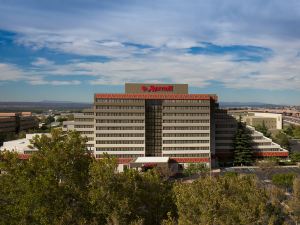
290,152,300,163
0,129,92,225
272,173,296,189
284,124,295,136
289,177,300,223
56,116,67,123
183,163,209,176
255,121,272,138
174,175,284,225
273,132,291,151
233,121,254,166
45,115,55,125
293,126,300,139
89,157,176,225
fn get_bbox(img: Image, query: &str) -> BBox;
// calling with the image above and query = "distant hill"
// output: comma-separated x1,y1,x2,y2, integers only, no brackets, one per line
219,102,282,108
0,101,92,113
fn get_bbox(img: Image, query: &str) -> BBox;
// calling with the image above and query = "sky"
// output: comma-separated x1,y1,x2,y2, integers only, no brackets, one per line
0,0,300,104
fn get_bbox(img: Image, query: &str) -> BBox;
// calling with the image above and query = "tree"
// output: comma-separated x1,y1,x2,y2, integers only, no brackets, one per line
183,163,209,176
289,177,300,223
284,124,295,136
255,121,272,138
45,116,55,125
273,132,291,151
56,116,67,123
89,158,176,225
272,173,296,189
290,152,300,163
0,129,92,225
233,121,254,166
293,126,300,139
174,175,285,225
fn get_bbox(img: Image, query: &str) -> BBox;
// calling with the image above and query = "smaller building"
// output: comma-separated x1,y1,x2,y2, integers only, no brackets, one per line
0,133,49,155
62,120,75,131
230,111,282,130
0,112,38,134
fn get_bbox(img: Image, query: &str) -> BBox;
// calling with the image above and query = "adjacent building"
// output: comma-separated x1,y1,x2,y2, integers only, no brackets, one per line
229,111,283,130
0,112,38,135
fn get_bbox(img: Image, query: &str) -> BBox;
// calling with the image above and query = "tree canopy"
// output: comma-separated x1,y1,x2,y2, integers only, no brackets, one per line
233,121,254,166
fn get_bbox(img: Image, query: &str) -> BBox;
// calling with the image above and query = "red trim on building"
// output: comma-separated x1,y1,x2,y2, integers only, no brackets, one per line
170,157,210,163
254,152,288,157
116,158,133,164
95,93,217,101
18,154,31,160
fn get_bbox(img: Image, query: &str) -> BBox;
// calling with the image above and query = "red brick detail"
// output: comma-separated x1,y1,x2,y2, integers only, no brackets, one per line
18,154,31,160
95,93,217,101
171,157,210,163
254,152,289,157
117,158,133,164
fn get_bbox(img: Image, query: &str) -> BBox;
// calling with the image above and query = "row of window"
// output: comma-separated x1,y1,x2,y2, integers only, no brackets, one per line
96,99,143,103
96,140,144,144
96,126,144,130
163,147,209,150
163,100,209,103
75,118,94,122
163,140,210,144
96,119,144,123
83,112,94,116
163,153,209,157
96,112,144,116
163,113,209,117
163,133,209,137
74,125,94,128
80,131,94,134
163,126,210,130
96,133,144,137
253,142,273,146
96,106,144,110
95,154,144,158
163,106,209,110
163,120,209,123
254,148,284,152
96,147,144,151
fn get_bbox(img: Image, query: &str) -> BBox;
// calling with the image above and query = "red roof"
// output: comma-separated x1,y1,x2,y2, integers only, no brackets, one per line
170,157,210,163
95,93,217,101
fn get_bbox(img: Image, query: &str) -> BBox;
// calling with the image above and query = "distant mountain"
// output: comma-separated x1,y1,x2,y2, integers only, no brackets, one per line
0,101,92,112
40,100,76,103
220,101,282,108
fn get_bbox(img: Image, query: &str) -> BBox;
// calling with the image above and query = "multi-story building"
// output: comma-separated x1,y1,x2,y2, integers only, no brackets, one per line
215,109,288,166
0,112,38,135
68,83,288,169
3,84,288,169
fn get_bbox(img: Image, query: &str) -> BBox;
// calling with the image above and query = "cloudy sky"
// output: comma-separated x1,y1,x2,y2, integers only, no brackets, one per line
0,0,300,104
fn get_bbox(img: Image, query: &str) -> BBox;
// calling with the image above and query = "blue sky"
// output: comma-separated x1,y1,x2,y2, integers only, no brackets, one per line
0,0,300,104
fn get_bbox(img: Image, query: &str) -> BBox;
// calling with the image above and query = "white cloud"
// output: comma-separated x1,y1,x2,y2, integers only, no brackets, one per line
31,57,54,67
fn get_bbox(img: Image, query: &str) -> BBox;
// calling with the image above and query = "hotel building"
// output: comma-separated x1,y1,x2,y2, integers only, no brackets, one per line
63,83,288,169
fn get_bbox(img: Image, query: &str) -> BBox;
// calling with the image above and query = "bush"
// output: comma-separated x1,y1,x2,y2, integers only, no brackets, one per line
272,173,296,188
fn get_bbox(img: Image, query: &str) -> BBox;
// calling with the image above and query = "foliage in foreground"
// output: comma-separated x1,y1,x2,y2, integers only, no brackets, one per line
0,129,294,225
174,175,285,225
0,129,175,225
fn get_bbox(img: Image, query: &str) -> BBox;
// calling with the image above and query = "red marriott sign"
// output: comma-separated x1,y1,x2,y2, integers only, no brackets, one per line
141,85,174,92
